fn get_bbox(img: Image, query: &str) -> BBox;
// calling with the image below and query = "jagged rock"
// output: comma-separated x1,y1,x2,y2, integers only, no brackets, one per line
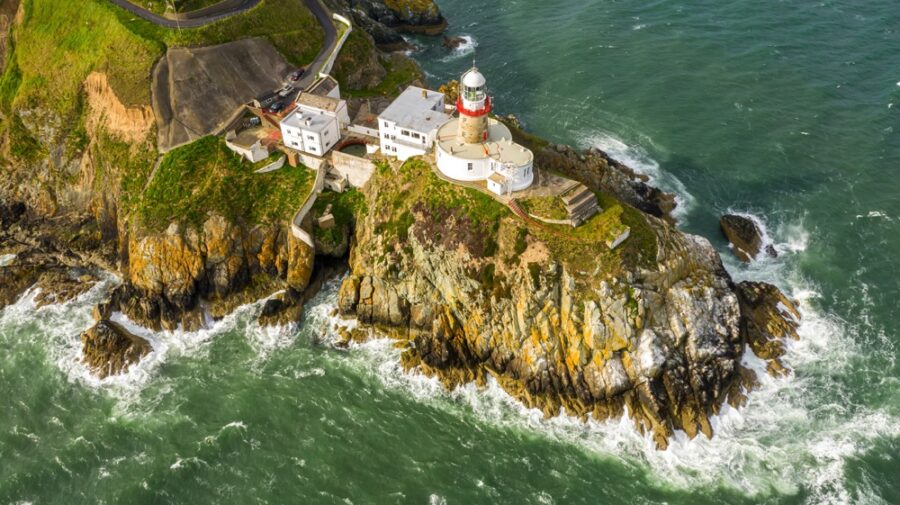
720,214,776,262
32,270,97,308
335,159,801,449
80,320,151,378
442,36,466,50
735,281,801,376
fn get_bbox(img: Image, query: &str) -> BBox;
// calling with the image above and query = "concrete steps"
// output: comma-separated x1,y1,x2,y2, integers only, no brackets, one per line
562,184,600,225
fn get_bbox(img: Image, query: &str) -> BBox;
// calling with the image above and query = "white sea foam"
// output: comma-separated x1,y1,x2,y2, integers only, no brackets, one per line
0,272,276,403
579,132,697,221
440,35,478,62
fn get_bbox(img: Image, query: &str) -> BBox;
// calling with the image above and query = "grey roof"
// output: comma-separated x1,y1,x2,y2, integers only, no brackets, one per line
281,106,333,134
379,86,451,134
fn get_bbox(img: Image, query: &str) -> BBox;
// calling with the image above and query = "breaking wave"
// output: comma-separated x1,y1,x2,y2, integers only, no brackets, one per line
579,132,697,221
440,35,478,61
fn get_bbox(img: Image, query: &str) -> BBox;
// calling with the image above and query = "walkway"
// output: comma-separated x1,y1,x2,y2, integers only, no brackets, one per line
108,0,261,28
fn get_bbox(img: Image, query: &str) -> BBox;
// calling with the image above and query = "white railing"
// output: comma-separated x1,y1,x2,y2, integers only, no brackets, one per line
319,14,352,77
290,165,327,247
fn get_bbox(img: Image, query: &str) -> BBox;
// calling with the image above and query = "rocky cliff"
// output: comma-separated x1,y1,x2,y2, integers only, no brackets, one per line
335,158,800,449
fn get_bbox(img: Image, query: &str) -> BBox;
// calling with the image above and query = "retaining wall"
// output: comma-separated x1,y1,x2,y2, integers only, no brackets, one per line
331,150,375,188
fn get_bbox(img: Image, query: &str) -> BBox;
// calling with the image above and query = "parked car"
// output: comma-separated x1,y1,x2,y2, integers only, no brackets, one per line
277,84,295,98
289,69,304,82
243,116,261,128
267,101,285,114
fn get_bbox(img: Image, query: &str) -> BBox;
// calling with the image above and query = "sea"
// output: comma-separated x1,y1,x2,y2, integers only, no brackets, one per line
2,0,898,503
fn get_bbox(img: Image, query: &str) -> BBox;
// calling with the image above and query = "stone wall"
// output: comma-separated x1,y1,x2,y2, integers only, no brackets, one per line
331,150,375,187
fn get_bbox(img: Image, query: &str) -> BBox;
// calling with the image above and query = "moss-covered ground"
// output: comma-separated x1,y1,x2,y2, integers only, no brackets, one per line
519,195,568,221
365,157,658,282
4,0,322,120
312,188,367,249
137,136,313,231
129,0,224,15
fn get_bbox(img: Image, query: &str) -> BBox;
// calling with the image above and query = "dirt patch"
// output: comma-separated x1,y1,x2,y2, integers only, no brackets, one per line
84,72,155,144
153,37,293,151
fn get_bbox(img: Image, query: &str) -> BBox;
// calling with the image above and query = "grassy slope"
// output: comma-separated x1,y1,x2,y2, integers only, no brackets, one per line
0,0,324,229
129,0,223,15
138,136,313,231
365,158,656,286
4,0,323,117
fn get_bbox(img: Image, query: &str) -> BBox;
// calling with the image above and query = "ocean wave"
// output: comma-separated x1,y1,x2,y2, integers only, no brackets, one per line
579,132,697,221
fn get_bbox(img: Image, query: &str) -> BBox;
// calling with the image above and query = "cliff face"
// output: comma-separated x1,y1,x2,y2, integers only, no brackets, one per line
118,215,314,331
336,159,799,448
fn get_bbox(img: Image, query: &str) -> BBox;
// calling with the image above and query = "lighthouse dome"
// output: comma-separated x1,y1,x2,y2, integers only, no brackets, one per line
461,68,486,88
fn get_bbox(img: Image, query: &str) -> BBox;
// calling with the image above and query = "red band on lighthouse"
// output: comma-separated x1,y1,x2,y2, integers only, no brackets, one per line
456,96,492,117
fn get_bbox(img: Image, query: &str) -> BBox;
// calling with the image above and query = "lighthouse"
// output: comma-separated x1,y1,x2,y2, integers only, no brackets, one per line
433,65,534,196
457,67,491,143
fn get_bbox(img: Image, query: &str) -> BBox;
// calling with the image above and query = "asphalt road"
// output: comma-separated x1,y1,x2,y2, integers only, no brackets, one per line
108,0,262,28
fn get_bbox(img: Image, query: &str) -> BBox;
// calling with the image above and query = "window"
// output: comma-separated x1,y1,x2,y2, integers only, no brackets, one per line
307,135,315,141
467,162,473,171
383,121,389,127
412,132,421,139
392,146,397,152
401,129,410,136
291,141,299,147
383,133,389,139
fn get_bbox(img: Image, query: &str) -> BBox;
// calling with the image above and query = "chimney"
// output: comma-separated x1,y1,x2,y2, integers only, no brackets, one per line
422,89,428,99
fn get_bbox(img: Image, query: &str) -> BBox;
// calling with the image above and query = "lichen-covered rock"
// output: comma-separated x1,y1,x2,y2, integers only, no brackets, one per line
336,159,799,449
124,215,314,330
80,320,151,378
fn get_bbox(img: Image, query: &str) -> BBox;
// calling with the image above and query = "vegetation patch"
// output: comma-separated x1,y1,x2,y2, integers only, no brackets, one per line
312,188,367,248
136,136,313,231
519,195,568,221
368,158,509,257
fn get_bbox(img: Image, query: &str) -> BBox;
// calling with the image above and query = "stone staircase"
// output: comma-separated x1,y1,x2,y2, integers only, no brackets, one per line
561,184,600,225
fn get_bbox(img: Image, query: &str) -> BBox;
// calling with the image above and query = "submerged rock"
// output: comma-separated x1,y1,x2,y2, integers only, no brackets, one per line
720,214,777,262
442,36,466,50
80,320,151,378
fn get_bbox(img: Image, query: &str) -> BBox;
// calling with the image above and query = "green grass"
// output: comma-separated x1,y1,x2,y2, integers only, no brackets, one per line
6,0,323,121
312,188,367,247
368,158,510,256
136,136,313,231
519,195,568,221
129,0,224,15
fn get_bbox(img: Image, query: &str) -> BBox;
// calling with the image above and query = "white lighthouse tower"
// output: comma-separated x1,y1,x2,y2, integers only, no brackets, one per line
434,65,535,196
457,67,491,143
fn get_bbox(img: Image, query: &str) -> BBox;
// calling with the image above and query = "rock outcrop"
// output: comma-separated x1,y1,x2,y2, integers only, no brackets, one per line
80,320,151,378
119,215,315,331
335,159,800,449
326,0,446,49
720,214,777,262
735,281,800,377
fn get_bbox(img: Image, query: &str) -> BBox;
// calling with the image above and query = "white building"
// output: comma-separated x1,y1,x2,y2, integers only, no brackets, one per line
434,67,534,196
280,92,350,157
378,86,451,161
224,129,272,162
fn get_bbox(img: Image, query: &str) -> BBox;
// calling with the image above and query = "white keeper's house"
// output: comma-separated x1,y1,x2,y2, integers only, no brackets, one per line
280,92,350,157
378,86,451,161
434,67,534,196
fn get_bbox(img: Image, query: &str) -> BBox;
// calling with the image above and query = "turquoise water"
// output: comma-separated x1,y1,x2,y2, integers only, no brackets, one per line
2,0,899,503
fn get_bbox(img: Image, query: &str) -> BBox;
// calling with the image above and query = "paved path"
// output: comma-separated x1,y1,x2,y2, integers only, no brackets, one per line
108,0,262,28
